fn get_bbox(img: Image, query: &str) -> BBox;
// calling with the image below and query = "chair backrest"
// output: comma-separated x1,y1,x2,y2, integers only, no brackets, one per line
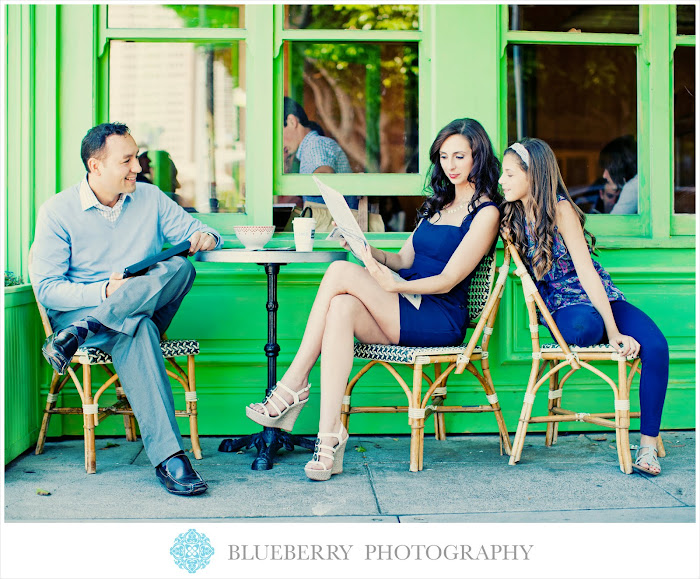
28,245,55,339
505,242,579,367
466,253,496,321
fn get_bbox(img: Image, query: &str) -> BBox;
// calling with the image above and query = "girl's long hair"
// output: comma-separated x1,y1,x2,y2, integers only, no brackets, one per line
500,138,596,280
418,118,502,223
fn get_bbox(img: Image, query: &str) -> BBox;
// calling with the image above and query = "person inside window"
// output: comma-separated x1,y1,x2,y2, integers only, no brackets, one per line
282,96,384,232
599,135,637,214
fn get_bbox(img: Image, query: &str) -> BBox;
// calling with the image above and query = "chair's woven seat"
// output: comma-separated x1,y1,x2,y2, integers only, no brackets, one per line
354,342,482,365
75,339,200,365
540,342,635,360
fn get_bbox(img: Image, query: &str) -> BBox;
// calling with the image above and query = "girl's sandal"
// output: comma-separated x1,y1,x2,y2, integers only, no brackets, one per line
632,445,661,476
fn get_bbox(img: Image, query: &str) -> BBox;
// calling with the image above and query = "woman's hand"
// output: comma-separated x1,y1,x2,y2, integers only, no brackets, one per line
362,243,398,292
331,220,350,250
607,331,640,358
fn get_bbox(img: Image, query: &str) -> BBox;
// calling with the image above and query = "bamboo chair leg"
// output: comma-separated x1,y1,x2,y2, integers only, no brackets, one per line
408,365,424,472
657,435,666,458
187,355,203,460
509,367,539,465
432,363,447,441
35,370,62,455
616,359,633,474
114,378,137,442
82,364,97,474
480,362,512,456
545,362,560,447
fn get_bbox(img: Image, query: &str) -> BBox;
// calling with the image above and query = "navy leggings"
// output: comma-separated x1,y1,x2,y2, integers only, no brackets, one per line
551,300,669,437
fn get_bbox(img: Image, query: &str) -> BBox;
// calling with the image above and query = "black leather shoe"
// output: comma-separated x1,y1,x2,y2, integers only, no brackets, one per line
155,451,208,496
42,330,80,375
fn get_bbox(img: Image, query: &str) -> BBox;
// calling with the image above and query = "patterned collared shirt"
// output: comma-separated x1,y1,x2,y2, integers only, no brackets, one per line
79,177,131,223
297,130,358,208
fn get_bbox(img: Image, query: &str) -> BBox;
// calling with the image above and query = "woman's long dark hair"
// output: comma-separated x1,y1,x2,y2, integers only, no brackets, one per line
418,118,502,223
500,138,597,280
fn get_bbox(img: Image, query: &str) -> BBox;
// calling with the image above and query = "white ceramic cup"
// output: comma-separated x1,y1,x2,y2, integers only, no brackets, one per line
293,217,316,252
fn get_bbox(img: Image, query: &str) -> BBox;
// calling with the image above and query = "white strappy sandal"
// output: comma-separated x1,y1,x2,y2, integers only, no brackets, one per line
245,381,311,431
304,425,349,481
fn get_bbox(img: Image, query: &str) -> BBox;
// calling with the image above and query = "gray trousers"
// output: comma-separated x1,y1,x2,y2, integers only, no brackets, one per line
51,257,196,467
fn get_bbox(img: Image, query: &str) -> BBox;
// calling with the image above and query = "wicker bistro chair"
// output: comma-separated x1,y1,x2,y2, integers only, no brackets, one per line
342,252,513,472
505,242,664,474
30,254,202,474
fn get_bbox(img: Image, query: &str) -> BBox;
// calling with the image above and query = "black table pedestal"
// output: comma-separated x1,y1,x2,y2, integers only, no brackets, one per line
218,262,316,470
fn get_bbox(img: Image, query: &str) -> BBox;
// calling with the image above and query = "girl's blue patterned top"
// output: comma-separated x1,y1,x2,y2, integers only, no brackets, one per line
523,214,625,314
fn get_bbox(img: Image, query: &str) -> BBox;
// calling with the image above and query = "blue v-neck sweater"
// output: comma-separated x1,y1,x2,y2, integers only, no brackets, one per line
30,180,222,314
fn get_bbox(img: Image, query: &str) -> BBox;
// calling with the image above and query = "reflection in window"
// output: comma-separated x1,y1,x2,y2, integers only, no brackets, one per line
507,44,637,214
674,47,695,214
108,4,244,28
676,5,696,36
284,41,419,174
285,4,418,30
509,5,639,34
110,41,246,213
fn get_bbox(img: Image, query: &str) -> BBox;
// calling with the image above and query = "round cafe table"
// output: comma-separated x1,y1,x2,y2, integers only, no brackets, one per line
197,248,347,470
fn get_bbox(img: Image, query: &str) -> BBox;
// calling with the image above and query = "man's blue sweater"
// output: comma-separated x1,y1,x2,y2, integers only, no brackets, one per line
30,179,222,315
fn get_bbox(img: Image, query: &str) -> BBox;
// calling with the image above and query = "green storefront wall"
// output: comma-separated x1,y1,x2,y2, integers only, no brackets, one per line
4,4,696,463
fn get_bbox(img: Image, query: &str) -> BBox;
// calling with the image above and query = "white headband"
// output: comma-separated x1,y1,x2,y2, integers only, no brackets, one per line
509,142,530,168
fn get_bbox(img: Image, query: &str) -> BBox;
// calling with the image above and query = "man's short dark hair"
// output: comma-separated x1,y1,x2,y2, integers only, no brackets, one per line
283,97,309,127
81,122,131,171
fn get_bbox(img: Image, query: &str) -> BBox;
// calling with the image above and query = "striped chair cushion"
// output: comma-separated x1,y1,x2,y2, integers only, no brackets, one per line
540,342,636,360
75,339,200,365
354,342,482,364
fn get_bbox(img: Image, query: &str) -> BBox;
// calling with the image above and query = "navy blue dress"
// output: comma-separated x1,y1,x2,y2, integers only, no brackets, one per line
397,202,497,346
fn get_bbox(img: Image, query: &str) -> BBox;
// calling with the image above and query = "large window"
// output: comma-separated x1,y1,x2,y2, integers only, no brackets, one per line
107,4,246,214
673,7,696,215
279,4,421,231
507,5,641,217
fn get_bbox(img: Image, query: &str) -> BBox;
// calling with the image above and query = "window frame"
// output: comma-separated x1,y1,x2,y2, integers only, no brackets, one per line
97,4,431,235
671,5,696,235
498,4,694,247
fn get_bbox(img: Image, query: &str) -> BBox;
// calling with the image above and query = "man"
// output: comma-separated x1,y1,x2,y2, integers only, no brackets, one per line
30,122,221,496
282,97,384,232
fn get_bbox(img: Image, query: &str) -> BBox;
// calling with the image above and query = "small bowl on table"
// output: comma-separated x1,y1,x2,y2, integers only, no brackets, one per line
233,225,275,250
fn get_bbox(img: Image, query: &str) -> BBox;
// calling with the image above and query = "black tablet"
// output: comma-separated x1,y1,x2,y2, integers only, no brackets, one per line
123,240,191,278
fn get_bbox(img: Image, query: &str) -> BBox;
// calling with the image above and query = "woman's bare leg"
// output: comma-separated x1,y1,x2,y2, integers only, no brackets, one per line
250,260,401,415
308,292,401,470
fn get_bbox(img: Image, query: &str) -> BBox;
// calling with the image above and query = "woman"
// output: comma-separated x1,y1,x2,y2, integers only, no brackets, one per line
247,118,502,481
499,137,669,475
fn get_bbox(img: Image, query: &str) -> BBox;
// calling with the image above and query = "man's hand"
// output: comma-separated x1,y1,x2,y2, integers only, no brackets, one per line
188,231,216,255
106,272,129,298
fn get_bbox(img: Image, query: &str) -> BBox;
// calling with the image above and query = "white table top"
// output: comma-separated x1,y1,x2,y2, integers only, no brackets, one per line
196,248,347,265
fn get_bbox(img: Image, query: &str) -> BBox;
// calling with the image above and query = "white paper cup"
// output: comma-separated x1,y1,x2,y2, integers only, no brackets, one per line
293,217,316,251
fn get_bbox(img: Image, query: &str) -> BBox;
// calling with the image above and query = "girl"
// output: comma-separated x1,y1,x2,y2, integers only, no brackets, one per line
247,118,502,480
499,137,669,475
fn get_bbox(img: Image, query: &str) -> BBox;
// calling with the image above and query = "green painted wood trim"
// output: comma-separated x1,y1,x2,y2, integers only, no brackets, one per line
670,218,696,236
643,5,672,239
279,173,425,197
244,5,274,224
57,5,95,189
279,29,421,42
103,28,247,41
505,30,642,46
33,6,57,213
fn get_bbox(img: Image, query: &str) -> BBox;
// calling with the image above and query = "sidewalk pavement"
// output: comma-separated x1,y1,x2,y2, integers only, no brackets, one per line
4,430,696,523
